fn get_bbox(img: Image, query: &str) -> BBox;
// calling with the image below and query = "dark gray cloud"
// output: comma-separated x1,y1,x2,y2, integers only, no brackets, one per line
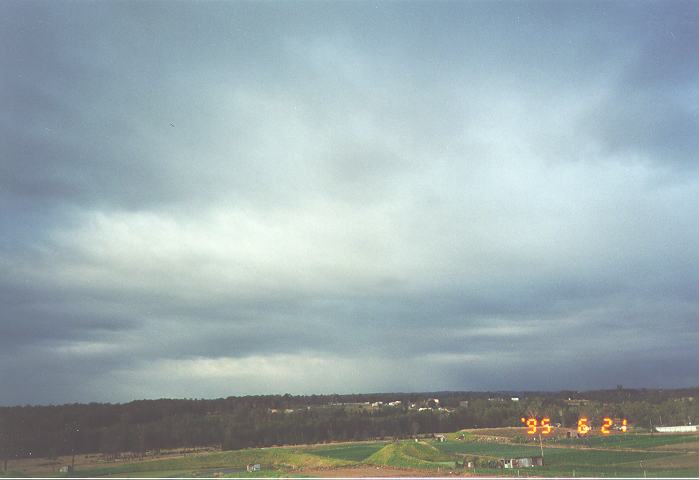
578,2,699,170
1,0,698,405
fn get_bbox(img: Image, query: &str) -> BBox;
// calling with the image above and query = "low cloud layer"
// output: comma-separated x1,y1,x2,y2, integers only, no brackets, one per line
1,1,698,405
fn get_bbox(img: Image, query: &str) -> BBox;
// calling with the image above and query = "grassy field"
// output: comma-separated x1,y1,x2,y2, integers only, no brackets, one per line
436,440,543,458
553,433,699,449
302,442,385,461
4,431,699,477
433,436,693,478
365,441,456,470
45,448,353,478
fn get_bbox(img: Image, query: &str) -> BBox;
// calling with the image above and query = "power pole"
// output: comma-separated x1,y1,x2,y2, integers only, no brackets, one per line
539,433,544,459
70,423,80,471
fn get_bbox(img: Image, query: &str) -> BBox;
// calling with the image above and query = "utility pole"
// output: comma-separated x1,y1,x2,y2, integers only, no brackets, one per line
70,423,80,471
539,433,544,459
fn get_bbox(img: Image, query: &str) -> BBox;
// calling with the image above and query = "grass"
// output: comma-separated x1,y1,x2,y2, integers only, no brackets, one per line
435,438,686,477
554,433,699,450
365,442,455,470
9,430,699,477
67,448,352,477
465,427,528,438
301,442,386,461
438,438,675,465
436,440,544,458
541,447,673,466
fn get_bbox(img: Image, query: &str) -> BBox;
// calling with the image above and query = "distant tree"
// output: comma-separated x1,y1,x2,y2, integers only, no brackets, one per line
4,388,699,459
410,420,421,436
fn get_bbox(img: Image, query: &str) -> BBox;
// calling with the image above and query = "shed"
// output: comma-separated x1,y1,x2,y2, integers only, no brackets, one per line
500,456,544,468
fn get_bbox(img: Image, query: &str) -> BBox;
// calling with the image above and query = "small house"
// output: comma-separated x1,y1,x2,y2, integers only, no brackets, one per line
500,456,544,468
246,463,261,472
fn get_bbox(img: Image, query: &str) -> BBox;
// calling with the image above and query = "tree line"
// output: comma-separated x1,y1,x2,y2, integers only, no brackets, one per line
1,388,697,467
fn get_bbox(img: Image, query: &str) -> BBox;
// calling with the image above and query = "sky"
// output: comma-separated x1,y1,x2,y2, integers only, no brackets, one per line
1,0,698,406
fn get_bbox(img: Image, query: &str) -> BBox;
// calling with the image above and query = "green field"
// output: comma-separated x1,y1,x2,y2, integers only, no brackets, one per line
4,431,699,477
432,436,697,478
436,440,543,458
553,433,699,449
365,441,456,469
303,442,385,461
52,448,354,478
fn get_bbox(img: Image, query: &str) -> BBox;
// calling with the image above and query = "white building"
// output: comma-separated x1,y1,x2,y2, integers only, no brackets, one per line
655,425,697,433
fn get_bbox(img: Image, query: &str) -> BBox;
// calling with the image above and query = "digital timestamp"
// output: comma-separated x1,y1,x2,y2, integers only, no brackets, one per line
520,417,628,435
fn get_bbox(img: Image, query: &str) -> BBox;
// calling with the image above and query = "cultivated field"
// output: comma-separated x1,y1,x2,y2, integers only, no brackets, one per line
3,429,699,478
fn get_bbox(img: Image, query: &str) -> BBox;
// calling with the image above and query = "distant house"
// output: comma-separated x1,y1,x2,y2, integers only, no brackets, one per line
59,466,73,473
246,464,261,472
655,425,697,433
459,400,469,408
510,397,520,402
434,434,446,442
500,456,544,468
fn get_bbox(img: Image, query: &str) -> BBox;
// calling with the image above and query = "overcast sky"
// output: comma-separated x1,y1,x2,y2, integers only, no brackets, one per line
1,0,698,406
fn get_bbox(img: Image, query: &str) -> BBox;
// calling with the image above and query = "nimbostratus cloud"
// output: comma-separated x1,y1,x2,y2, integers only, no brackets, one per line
1,1,698,405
